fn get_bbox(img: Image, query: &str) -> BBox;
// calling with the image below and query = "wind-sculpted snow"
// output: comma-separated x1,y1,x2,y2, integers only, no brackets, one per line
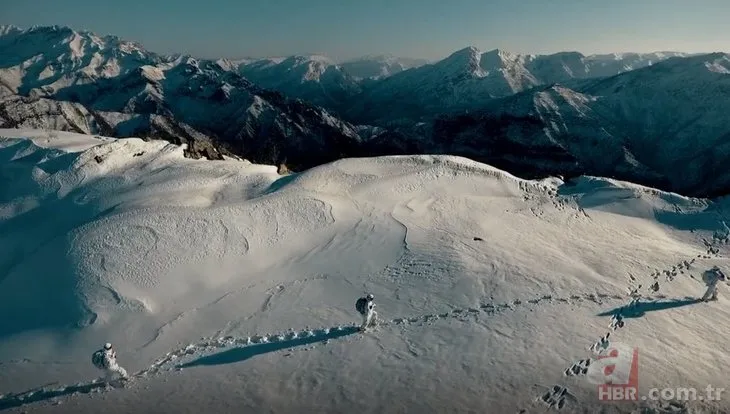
1,130,730,413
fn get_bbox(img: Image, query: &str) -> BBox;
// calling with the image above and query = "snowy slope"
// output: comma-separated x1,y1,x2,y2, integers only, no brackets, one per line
1,129,730,413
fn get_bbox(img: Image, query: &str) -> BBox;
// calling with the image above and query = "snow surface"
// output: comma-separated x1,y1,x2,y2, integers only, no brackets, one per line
1,129,730,413
0,128,115,153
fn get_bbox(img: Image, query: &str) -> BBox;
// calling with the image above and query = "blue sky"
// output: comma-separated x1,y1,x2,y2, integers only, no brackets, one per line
3,0,728,61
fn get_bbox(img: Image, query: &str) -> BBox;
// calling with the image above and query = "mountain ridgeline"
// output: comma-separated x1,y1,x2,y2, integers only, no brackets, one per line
1,24,729,197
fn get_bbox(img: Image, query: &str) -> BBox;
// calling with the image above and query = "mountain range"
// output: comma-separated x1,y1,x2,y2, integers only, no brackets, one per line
1,23,729,197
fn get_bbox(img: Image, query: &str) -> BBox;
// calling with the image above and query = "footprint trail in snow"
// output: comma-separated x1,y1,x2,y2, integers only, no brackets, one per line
538,245,726,412
0,290,626,410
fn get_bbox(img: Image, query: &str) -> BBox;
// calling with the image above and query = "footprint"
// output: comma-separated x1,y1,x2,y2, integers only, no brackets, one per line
539,385,571,410
627,284,642,296
609,314,625,330
590,332,610,353
564,358,591,376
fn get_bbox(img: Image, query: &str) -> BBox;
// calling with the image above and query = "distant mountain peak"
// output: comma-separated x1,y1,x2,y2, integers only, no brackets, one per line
449,46,482,58
438,46,487,77
0,24,21,35
547,51,585,59
282,54,334,64
344,54,398,63
483,48,512,57
702,53,730,74
27,24,73,34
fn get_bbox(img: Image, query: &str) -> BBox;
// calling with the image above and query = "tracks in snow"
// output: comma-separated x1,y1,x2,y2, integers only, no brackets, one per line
143,291,625,376
532,240,726,412
0,290,626,411
3,237,725,412
3,230,724,412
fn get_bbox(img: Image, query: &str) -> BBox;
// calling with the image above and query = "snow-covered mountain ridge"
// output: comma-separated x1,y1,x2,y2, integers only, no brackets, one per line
0,24,363,170
0,24,159,98
228,47,693,119
235,54,363,108
346,46,694,123
2,24,729,198
356,52,730,197
0,23,691,120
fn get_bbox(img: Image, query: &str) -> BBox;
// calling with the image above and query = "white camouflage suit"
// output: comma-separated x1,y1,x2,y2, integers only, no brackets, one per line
361,299,377,331
102,347,129,381
701,267,726,302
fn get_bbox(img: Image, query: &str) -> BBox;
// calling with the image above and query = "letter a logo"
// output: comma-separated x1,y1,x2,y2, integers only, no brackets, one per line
585,341,639,401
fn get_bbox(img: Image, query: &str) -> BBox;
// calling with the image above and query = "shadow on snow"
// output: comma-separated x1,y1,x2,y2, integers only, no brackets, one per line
178,326,360,369
0,379,123,411
597,297,702,319
0,326,361,410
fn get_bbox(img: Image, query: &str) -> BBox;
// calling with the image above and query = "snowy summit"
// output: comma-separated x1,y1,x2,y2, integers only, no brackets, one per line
1,129,729,413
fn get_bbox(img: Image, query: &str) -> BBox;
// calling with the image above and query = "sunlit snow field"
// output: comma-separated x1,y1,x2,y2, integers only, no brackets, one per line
1,129,729,413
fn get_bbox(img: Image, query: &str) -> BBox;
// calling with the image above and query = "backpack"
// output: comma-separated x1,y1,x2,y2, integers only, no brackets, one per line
355,297,368,315
92,350,106,369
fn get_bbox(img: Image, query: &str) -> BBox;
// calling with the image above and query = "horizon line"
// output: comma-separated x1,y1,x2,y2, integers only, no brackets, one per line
1,21,726,64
